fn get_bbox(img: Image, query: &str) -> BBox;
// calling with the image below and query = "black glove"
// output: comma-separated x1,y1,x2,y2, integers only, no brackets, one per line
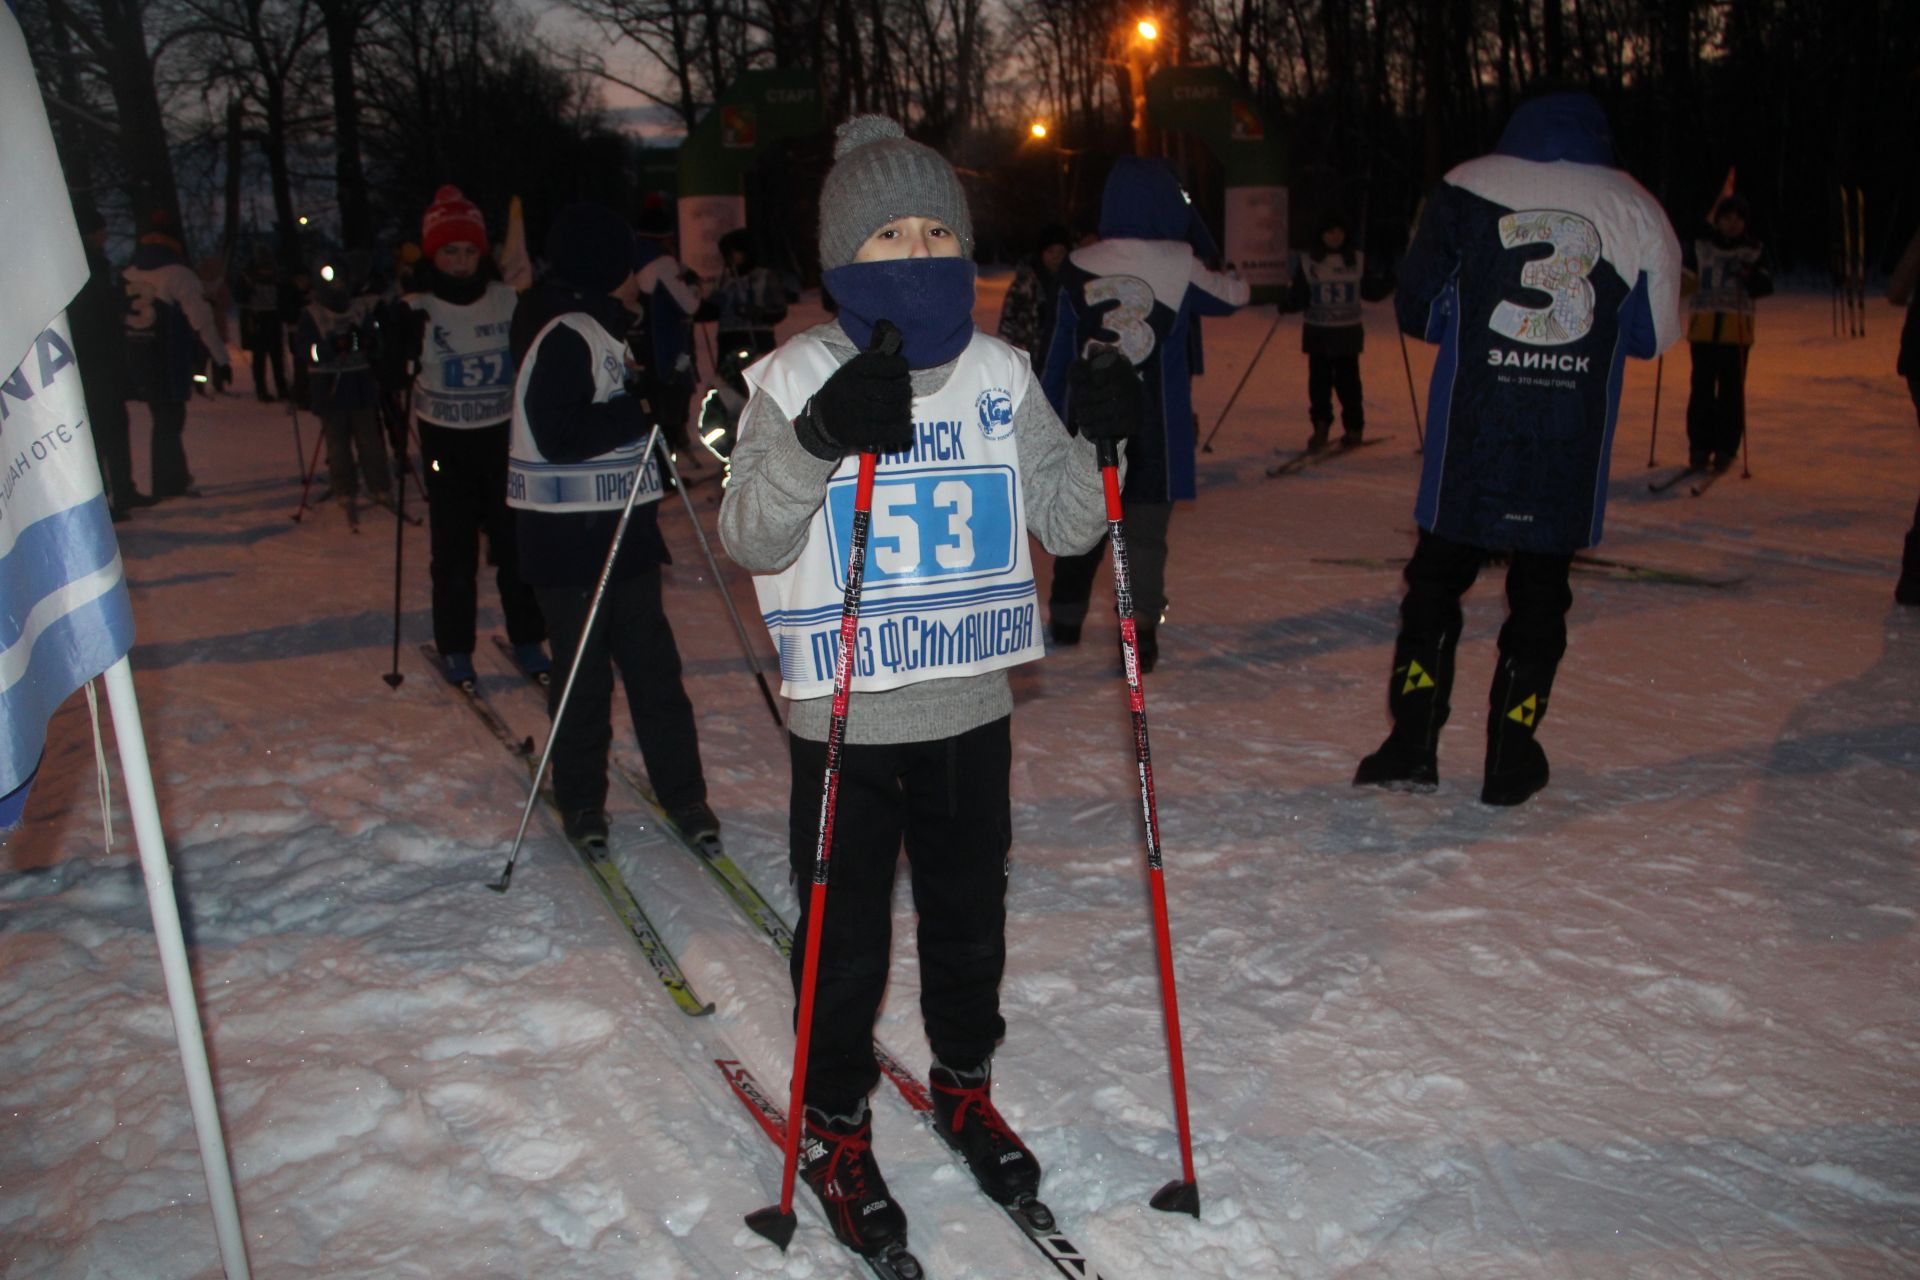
794,320,911,460
1067,346,1144,442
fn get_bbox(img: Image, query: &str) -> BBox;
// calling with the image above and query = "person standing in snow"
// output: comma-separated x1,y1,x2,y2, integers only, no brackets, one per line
693,226,789,453
295,251,394,517
1280,210,1396,452
1682,193,1772,472
717,115,1138,1261
995,222,1072,373
507,202,718,852
122,211,231,498
1037,157,1249,672
632,199,702,450
1353,89,1682,807
236,245,289,403
404,186,548,685
70,208,145,520
1889,223,1920,606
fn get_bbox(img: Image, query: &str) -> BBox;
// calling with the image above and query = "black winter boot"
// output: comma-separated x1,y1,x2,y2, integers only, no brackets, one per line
1481,656,1554,806
1353,633,1455,792
928,1061,1042,1205
798,1101,909,1256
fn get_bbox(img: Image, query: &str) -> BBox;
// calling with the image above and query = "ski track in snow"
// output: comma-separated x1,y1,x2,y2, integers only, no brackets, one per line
3,287,1918,1278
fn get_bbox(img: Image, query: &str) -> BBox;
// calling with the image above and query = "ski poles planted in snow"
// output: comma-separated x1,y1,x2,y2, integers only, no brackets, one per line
747,318,902,1252
488,423,665,894
1646,354,1664,468
1093,430,1201,1219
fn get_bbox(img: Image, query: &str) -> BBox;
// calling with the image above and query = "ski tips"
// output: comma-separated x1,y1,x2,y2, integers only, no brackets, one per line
381,672,404,690
1150,1178,1200,1217
744,1206,797,1251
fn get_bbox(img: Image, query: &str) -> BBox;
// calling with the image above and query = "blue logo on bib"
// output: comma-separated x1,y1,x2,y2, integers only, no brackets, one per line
976,387,1014,440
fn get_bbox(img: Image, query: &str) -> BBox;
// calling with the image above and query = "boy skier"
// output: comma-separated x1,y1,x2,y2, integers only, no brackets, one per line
1038,157,1249,672
717,115,1139,1258
508,202,718,851
1683,193,1772,472
1354,90,1682,806
1282,211,1396,452
404,185,547,685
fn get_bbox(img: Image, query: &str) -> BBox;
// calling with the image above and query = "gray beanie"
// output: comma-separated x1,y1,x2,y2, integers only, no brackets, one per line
817,115,975,270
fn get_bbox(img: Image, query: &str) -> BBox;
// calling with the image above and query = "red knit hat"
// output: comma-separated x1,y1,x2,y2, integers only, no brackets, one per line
421,185,486,257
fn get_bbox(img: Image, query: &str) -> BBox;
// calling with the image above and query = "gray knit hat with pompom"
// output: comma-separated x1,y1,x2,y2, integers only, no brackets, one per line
817,115,975,270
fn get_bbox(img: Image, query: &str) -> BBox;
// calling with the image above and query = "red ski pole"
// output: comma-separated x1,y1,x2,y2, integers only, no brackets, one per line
747,321,898,1251
1095,435,1200,1218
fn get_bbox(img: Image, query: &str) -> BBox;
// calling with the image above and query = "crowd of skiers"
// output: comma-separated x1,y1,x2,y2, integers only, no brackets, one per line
62,83,1920,1267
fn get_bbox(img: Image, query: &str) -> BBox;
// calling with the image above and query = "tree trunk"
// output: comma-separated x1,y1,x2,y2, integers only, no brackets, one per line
322,0,372,247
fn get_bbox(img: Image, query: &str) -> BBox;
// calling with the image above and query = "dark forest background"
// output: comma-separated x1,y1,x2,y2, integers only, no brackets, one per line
18,0,1919,279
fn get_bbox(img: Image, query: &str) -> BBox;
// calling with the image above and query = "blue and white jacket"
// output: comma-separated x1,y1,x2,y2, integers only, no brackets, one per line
1398,94,1682,553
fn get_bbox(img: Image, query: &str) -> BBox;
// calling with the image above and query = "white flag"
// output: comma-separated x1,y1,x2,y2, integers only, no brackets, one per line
0,3,136,827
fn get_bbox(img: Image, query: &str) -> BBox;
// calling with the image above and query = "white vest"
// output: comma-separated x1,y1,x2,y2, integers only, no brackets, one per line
1689,238,1762,317
507,312,663,513
1304,251,1365,328
742,330,1046,701
409,281,518,427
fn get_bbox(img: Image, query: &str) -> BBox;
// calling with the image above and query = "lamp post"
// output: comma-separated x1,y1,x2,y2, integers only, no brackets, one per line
1129,18,1159,156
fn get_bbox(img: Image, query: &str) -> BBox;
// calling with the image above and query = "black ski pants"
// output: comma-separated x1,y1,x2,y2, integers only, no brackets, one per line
320,408,391,502
1398,530,1574,696
535,571,707,818
145,400,192,497
418,421,544,658
245,311,287,400
786,716,1013,1114
1685,342,1748,463
1047,501,1172,634
1308,353,1365,433
87,386,134,507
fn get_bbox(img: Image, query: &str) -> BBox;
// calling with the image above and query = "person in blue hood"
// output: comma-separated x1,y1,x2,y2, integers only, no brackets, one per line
1037,156,1249,672
121,211,231,498
1352,90,1682,806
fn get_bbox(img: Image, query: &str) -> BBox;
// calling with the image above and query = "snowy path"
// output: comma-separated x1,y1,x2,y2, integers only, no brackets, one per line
3,288,1917,1278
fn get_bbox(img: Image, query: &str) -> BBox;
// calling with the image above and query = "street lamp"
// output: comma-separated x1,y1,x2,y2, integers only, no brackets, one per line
1128,16,1160,156
1136,18,1159,41
1030,121,1049,140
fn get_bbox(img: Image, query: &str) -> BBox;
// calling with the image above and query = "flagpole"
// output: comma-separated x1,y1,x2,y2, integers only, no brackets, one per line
102,656,253,1279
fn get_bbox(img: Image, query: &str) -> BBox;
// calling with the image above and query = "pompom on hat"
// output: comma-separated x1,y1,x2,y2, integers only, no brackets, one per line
422,185,487,257
817,115,974,270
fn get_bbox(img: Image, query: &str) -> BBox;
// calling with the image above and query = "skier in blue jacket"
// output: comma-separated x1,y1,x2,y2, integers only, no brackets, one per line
1038,157,1249,672
1354,90,1682,805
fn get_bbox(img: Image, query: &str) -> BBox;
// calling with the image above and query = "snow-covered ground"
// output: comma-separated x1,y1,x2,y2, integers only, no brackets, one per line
4,282,1917,1279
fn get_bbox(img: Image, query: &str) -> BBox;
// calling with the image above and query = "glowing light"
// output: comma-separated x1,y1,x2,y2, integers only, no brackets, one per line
1136,19,1158,40
297,215,310,226
1029,121,1049,140
320,264,336,283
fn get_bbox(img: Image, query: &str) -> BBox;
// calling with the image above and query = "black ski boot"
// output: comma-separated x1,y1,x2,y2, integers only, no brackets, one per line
1353,632,1455,792
929,1060,1043,1206
1482,656,1553,806
798,1101,909,1257
1307,421,1331,453
563,807,609,849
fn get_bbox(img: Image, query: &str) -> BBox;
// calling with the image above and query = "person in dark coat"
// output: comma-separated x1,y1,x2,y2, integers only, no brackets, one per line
121,211,230,498
1353,90,1682,806
68,209,150,519
1682,193,1773,471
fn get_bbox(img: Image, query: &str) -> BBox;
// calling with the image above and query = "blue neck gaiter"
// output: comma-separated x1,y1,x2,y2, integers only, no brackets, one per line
822,257,977,369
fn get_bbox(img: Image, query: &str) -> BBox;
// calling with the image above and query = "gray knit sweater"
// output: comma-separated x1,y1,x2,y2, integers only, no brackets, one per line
718,321,1112,744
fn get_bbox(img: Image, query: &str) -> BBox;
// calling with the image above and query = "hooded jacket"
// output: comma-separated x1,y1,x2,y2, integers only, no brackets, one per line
1038,158,1248,503
1396,93,1682,552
